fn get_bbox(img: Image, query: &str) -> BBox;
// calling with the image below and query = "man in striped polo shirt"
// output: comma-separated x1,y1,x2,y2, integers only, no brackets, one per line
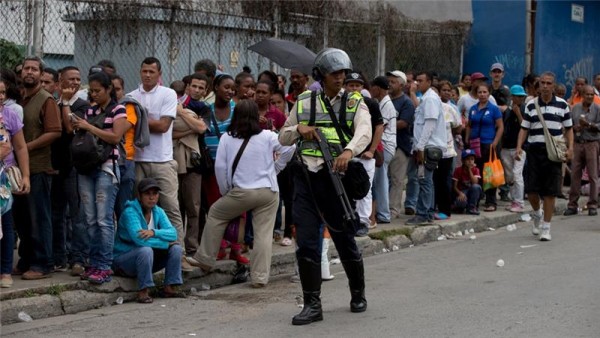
516,72,573,241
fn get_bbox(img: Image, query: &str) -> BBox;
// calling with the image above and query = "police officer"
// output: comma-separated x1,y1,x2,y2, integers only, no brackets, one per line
279,48,372,325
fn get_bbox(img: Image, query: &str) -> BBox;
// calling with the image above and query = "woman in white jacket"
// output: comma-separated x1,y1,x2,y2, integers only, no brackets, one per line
187,100,294,287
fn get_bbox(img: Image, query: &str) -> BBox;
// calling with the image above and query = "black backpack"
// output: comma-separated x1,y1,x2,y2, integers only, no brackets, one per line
71,106,115,174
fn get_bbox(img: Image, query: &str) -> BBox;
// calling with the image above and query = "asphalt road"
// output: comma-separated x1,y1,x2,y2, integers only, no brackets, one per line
3,214,599,338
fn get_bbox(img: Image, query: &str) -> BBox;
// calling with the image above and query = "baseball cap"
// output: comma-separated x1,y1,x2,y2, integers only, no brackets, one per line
371,76,390,90
462,149,477,159
137,178,161,193
510,84,527,97
345,72,364,84
385,70,407,84
490,63,504,72
470,72,488,81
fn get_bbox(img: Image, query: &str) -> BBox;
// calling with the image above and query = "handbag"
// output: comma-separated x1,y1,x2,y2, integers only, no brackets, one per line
534,98,567,163
222,137,251,243
424,146,443,170
482,145,505,191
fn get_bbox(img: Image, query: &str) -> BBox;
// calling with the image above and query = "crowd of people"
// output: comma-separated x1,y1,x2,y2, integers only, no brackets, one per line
0,47,599,323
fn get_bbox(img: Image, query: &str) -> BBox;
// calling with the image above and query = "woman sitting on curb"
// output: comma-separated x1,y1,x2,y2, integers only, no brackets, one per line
113,178,185,303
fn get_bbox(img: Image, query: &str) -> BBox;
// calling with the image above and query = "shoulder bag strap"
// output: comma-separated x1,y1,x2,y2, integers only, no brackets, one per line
231,137,250,180
210,111,222,139
533,98,551,134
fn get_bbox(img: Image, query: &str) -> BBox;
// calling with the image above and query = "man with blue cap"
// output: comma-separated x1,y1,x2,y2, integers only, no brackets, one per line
500,85,528,213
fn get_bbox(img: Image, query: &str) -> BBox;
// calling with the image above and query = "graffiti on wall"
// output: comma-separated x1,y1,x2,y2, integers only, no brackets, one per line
562,56,594,92
493,52,524,74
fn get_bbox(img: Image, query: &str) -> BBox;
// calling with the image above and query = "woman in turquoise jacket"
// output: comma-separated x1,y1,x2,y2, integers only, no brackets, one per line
113,178,184,303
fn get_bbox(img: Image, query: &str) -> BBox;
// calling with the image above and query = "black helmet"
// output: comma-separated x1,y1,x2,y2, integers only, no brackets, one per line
312,48,353,81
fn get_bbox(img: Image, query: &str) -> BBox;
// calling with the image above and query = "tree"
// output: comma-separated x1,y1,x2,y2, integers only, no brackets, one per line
0,39,24,70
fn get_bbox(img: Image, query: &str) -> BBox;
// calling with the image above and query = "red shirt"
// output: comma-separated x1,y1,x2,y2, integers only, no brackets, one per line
260,105,287,131
452,166,481,191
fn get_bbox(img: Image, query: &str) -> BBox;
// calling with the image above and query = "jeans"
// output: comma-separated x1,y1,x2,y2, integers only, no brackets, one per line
113,245,183,290
404,156,420,211
454,184,483,210
0,211,15,274
79,168,119,270
51,167,88,267
372,150,394,222
115,160,135,220
407,158,435,219
14,173,53,273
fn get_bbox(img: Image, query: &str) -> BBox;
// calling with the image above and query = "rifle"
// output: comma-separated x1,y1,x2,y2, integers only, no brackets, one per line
315,128,357,228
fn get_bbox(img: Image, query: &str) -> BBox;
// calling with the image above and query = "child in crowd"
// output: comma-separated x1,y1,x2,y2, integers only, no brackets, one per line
452,149,483,215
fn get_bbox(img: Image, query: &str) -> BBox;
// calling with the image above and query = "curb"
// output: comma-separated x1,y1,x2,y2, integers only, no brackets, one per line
0,200,567,325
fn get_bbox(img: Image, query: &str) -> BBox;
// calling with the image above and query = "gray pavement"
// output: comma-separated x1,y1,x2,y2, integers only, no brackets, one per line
2,211,599,338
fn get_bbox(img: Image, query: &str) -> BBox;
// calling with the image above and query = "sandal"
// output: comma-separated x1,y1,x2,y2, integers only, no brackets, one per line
280,237,293,246
137,295,153,304
483,205,497,212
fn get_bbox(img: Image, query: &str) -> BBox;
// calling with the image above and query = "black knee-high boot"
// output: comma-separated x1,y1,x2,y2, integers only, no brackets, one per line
341,259,367,313
292,257,323,325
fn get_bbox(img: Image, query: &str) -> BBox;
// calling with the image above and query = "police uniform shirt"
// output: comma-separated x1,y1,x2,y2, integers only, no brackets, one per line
279,89,372,172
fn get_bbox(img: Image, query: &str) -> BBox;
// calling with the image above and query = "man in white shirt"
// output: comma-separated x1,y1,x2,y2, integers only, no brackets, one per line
370,76,397,224
406,71,447,225
128,57,188,270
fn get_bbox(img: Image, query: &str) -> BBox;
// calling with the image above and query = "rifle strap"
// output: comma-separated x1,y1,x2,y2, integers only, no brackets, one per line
321,92,351,148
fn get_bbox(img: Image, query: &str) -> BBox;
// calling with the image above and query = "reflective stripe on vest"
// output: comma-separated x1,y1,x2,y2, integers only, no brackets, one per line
296,92,360,158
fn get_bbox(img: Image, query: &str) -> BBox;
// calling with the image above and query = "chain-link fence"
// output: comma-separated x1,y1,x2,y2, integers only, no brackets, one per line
1,0,470,92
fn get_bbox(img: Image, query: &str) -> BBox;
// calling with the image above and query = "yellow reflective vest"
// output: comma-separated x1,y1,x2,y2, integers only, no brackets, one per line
296,90,362,157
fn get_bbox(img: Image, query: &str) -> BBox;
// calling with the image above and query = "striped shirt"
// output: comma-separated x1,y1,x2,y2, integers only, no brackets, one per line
205,100,235,160
84,101,127,162
521,96,572,146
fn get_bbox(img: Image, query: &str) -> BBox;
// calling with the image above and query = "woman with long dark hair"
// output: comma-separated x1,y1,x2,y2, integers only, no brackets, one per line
69,71,132,284
187,100,293,287
201,73,249,264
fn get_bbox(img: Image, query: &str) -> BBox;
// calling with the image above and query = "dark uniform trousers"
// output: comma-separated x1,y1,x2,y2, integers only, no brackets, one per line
292,166,362,264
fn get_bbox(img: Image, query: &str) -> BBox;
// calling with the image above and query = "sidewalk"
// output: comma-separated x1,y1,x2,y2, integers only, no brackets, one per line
0,198,568,325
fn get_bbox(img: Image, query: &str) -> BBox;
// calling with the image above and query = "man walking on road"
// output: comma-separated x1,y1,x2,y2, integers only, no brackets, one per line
516,72,574,241
279,48,372,325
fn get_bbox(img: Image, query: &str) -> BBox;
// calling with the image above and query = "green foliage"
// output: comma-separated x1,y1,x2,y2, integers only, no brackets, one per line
0,39,24,70
47,284,67,296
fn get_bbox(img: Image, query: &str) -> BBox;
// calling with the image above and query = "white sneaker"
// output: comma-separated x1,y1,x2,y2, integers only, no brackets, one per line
531,210,542,235
539,229,551,241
